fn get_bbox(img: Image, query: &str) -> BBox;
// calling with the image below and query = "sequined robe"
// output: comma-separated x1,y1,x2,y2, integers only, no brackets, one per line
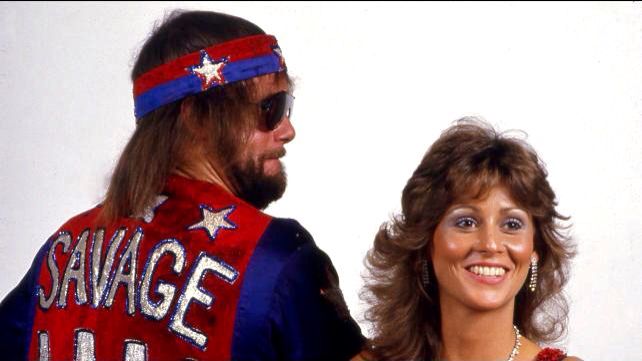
0,176,364,360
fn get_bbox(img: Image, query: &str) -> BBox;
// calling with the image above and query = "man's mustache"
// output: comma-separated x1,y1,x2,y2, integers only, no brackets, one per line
262,148,286,160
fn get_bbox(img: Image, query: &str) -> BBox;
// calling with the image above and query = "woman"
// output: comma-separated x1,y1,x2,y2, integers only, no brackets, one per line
361,119,580,360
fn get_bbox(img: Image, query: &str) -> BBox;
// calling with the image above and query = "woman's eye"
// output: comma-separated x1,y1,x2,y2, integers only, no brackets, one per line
504,217,524,230
455,217,477,228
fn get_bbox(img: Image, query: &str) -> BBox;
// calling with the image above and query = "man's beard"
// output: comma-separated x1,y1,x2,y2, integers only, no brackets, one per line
228,152,287,210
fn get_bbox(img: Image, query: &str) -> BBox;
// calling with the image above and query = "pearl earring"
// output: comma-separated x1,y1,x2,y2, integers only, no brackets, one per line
421,259,430,287
529,257,538,292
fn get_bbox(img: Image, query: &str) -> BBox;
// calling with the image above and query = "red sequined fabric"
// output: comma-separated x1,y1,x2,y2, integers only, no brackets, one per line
536,347,567,361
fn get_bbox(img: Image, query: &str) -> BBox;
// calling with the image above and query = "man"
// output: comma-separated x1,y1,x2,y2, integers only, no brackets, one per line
0,10,364,361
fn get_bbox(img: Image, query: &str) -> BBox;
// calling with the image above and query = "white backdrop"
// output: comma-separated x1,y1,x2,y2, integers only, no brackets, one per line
1,2,641,359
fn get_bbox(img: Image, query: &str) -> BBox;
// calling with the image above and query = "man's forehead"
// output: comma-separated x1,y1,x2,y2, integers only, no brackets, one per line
250,73,290,97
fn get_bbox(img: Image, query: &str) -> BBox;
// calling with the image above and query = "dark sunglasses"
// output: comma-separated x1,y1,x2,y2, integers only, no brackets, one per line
260,91,294,130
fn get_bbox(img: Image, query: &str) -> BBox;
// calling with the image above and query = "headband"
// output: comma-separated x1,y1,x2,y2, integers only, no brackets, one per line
133,34,286,118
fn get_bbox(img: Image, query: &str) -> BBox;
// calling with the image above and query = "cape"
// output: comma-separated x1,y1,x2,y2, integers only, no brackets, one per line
0,175,363,361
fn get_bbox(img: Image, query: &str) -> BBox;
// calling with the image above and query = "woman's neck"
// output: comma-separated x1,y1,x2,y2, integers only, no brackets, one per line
439,295,517,361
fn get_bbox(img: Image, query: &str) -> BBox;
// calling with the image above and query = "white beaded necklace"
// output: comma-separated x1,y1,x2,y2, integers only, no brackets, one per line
506,325,522,361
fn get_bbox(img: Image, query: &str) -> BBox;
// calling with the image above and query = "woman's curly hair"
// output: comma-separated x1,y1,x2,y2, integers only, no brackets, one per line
363,118,575,360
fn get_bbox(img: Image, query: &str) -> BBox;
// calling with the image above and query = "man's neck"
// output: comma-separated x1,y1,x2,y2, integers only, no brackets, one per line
172,161,234,195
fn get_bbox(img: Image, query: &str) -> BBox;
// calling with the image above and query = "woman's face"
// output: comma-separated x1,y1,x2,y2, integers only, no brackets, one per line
431,185,536,312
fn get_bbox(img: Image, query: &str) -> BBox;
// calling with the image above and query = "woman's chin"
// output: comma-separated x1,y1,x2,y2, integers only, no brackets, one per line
461,290,512,312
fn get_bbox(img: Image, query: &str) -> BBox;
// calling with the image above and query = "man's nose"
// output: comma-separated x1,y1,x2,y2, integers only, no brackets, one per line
275,116,295,144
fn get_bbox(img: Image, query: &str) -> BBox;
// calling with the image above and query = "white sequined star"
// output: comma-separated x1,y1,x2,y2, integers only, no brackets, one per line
272,46,286,70
141,195,168,223
188,205,237,241
190,51,226,90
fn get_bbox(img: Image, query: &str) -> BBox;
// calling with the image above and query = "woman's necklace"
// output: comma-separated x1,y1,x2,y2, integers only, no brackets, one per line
506,325,522,361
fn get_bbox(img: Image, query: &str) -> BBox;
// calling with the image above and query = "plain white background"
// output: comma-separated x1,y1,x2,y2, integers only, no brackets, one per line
1,2,641,359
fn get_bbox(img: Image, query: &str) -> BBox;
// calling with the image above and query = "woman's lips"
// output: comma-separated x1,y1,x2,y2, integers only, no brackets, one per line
464,265,509,285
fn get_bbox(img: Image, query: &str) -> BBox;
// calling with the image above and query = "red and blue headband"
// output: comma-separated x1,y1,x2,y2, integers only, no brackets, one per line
133,34,286,118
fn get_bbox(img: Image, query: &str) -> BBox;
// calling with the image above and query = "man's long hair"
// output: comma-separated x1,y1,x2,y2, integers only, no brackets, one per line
99,10,270,223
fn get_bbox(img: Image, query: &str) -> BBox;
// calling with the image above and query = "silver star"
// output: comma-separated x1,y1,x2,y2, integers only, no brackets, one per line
141,195,168,223
190,51,226,89
188,205,237,241
272,46,286,70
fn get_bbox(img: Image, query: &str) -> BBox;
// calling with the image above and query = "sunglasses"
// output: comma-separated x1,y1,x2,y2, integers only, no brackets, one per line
259,91,294,130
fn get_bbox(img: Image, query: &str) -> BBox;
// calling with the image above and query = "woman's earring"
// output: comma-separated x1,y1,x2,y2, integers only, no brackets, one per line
422,259,430,287
529,257,538,292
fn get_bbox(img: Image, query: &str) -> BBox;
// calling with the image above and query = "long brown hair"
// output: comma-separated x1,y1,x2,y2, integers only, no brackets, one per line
363,118,575,360
100,10,285,222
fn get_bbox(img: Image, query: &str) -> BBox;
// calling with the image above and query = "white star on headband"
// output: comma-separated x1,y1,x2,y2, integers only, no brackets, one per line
188,204,237,241
189,51,227,90
272,45,286,70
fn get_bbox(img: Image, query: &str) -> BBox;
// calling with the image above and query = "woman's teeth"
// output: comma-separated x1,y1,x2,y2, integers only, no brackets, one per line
468,265,506,277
